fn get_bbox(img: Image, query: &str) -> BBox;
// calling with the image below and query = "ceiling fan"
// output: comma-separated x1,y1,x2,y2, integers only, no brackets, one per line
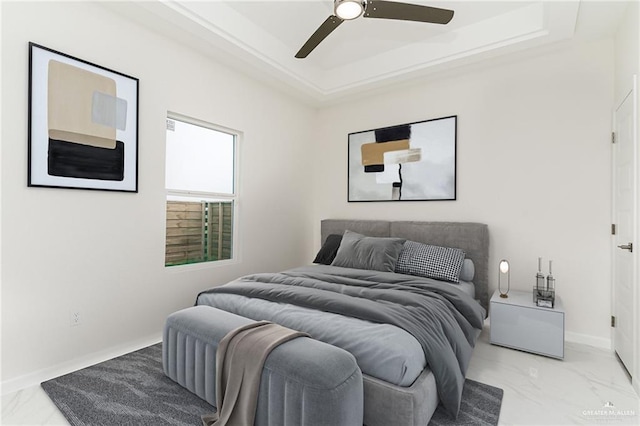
295,0,455,58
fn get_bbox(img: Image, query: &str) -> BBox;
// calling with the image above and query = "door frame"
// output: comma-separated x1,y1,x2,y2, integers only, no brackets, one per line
612,75,638,390
634,74,640,396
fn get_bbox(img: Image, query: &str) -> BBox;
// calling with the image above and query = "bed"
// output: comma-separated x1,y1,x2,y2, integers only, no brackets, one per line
195,219,489,425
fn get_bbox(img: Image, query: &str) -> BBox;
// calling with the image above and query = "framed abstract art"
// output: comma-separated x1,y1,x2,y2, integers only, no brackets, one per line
28,43,139,192
348,116,457,202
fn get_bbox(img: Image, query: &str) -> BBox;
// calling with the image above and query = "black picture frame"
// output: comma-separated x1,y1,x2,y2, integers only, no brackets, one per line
28,42,139,192
348,115,457,202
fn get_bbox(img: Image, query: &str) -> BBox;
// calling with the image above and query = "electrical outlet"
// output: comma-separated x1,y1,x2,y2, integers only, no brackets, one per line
70,310,81,327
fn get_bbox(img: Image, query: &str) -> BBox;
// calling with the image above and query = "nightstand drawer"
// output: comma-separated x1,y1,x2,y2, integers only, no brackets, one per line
490,290,564,359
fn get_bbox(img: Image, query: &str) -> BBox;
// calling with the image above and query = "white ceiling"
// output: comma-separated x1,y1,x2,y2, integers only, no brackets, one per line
104,1,630,105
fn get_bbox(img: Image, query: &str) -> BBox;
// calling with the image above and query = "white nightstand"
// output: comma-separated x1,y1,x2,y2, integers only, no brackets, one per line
490,289,565,359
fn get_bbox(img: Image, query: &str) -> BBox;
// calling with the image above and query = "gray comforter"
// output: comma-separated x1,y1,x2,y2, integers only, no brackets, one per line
197,265,485,417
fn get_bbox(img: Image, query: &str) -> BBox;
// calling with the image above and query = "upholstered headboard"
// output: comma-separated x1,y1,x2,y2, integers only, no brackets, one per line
321,219,490,311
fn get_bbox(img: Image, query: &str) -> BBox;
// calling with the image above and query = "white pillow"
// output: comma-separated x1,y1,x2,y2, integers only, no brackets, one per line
460,258,475,282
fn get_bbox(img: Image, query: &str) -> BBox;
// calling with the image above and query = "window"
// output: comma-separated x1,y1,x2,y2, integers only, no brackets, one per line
165,114,236,267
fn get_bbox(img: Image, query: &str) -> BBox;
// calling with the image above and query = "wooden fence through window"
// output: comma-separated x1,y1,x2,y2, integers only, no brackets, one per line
165,201,233,266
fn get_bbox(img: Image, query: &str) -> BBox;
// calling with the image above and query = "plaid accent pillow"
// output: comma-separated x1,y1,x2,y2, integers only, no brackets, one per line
395,241,466,283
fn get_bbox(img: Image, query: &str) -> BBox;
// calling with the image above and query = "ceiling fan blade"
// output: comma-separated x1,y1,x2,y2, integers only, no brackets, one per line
295,15,343,58
364,0,454,24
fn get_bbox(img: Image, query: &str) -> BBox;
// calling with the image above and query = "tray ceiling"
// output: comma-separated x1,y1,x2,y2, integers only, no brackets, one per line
104,1,628,105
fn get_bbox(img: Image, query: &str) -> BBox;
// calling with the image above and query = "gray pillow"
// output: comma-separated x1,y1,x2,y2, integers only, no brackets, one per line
331,230,406,273
460,258,475,282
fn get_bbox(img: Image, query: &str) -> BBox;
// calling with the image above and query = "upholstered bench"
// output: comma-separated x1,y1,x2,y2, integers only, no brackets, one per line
163,306,364,426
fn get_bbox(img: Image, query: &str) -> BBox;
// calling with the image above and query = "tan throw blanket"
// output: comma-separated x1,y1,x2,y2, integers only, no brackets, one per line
202,321,308,426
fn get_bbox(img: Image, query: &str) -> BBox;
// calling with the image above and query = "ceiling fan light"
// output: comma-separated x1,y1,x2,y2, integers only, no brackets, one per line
335,0,365,20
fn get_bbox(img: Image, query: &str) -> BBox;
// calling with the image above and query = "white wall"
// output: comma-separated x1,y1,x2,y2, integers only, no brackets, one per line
614,1,639,105
614,0,640,396
1,1,315,390
312,39,615,347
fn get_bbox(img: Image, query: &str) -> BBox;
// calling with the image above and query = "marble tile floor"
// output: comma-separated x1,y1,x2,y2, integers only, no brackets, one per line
467,325,639,425
2,324,639,425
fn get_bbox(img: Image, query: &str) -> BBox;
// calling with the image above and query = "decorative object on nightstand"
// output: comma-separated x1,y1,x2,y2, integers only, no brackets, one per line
533,259,555,308
535,257,545,289
490,290,565,359
498,259,510,298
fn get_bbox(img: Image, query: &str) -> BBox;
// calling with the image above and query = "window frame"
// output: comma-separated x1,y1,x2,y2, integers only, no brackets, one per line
164,112,240,269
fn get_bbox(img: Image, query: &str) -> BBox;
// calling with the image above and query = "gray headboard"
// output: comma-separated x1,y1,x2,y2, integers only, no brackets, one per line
321,219,490,311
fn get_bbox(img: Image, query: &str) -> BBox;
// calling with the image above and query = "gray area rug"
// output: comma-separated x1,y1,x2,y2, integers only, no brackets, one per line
42,343,503,426
42,343,213,425
428,379,503,426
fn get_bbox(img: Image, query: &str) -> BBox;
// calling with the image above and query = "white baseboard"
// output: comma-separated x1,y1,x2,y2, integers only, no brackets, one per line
1,333,162,396
565,331,612,350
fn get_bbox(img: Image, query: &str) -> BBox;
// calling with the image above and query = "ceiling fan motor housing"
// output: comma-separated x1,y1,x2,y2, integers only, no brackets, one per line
335,0,366,20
